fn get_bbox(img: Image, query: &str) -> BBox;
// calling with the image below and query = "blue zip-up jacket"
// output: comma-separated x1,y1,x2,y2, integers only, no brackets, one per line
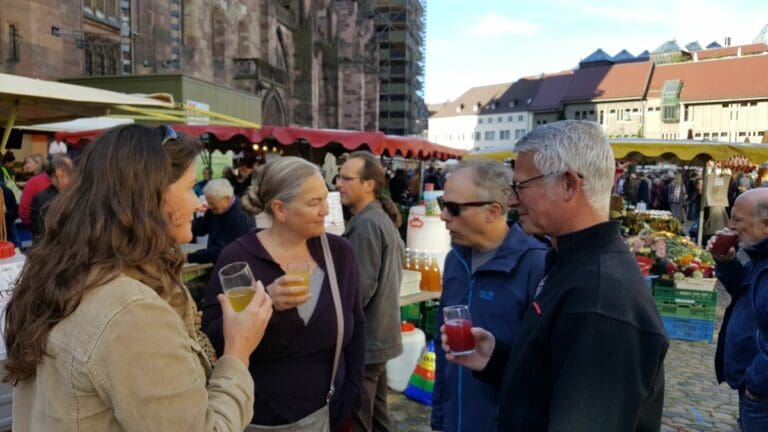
741,238,768,398
431,223,548,432
714,248,757,389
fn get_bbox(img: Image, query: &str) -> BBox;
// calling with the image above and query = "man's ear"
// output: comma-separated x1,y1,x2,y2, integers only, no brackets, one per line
486,202,503,223
561,170,582,202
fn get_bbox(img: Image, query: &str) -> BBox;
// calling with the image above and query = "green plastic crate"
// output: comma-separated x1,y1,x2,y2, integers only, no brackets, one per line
421,301,440,338
400,303,421,325
655,299,716,320
653,284,717,306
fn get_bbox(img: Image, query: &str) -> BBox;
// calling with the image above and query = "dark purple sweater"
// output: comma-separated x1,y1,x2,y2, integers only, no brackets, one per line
201,232,365,430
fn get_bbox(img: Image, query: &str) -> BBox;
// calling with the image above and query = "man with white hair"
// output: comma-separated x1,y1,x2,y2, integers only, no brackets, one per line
187,178,254,264
442,120,669,431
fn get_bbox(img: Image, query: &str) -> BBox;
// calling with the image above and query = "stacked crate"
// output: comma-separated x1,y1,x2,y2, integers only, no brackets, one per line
653,279,717,343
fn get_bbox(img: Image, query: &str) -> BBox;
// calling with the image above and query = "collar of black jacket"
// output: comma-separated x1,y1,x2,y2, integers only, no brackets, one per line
554,220,624,256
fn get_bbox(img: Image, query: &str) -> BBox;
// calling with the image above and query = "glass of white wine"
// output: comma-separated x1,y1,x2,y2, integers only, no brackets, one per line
218,262,257,312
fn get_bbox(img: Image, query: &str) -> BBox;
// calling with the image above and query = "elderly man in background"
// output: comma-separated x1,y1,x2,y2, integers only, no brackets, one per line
187,178,254,265
709,188,768,431
431,159,547,432
444,120,668,431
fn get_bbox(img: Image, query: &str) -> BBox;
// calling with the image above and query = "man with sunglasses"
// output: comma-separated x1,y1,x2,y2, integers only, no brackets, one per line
442,121,668,432
431,159,547,432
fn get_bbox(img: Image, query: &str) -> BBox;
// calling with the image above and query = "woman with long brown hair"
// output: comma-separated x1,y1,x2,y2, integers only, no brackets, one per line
4,125,274,432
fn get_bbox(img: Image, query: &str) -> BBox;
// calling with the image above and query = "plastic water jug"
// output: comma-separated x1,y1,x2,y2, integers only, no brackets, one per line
386,322,426,392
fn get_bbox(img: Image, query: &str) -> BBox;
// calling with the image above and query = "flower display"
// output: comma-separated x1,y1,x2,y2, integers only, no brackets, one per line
628,231,714,279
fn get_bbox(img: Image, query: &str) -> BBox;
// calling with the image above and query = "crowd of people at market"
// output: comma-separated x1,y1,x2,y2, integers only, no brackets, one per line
2,119,768,432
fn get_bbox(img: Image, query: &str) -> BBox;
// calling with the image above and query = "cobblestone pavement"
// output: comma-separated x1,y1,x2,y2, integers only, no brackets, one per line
389,284,740,431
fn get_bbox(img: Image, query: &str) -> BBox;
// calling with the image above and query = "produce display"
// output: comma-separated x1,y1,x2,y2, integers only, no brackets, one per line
629,230,714,280
618,210,683,236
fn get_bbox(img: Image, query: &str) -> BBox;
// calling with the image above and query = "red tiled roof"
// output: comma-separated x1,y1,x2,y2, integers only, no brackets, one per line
431,82,512,118
647,54,768,102
530,70,573,112
695,43,768,60
561,61,653,102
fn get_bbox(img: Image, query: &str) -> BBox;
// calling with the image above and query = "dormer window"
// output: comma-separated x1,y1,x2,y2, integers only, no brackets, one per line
510,100,517,108
490,102,497,109
456,103,464,113
474,102,481,111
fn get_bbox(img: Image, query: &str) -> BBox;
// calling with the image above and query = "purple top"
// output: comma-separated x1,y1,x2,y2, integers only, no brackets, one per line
202,231,365,429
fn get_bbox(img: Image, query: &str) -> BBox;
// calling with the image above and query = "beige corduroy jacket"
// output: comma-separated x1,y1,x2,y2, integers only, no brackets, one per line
11,275,253,432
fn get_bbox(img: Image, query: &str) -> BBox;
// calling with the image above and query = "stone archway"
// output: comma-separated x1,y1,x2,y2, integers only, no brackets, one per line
262,90,287,125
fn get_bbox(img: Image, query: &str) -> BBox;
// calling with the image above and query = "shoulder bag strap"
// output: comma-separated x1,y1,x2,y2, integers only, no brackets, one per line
321,234,344,402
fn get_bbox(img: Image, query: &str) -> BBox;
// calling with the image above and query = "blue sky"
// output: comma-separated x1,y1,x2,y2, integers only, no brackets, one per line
424,0,768,103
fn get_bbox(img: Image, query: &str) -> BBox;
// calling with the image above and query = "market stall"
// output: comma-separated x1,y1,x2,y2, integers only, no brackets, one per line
0,72,174,153
466,138,768,164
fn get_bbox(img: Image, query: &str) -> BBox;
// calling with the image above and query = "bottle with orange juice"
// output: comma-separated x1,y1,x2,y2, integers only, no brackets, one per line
428,251,442,292
419,251,430,290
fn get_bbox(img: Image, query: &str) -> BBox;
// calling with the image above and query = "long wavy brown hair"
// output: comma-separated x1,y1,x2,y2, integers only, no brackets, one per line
3,125,200,384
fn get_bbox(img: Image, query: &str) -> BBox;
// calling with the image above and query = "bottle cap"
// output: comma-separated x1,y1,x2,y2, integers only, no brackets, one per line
0,241,15,259
401,322,416,332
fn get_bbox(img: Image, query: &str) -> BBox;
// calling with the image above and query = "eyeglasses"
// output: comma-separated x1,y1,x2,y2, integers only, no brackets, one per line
161,125,179,147
509,172,584,200
337,175,362,183
437,196,496,217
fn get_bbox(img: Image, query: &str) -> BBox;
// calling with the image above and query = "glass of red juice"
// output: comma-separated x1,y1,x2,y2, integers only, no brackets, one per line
710,228,738,256
443,305,475,355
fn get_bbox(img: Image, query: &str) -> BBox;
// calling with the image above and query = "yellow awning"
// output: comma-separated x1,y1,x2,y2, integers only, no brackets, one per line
1,72,175,152
466,139,768,164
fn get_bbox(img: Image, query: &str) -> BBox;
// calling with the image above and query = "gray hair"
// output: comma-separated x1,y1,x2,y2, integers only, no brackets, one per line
202,178,233,199
452,159,512,215
242,156,321,215
514,120,614,215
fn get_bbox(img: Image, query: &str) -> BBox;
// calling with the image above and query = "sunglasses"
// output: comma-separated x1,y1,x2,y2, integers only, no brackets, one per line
437,196,496,217
161,125,179,147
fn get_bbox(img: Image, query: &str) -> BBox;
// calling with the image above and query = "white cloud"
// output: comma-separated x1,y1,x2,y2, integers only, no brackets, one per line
467,12,540,37
582,5,664,24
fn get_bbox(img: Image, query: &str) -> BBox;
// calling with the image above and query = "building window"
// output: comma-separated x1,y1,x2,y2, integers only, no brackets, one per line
507,116,513,122
684,106,689,122
722,103,729,108
695,133,701,138
589,110,595,115
497,117,502,123
478,118,483,124
750,102,758,106
517,115,522,122
8,24,20,61
514,129,527,140
720,132,728,137
484,131,495,140
648,107,654,112
609,109,616,114
212,8,226,62
599,111,604,125
574,112,581,120
475,131,481,141
632,108,639,113
500,130,511,140
739,132,747,137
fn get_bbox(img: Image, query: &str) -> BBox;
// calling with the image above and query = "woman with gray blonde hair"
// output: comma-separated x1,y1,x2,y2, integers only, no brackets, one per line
202,156,365,431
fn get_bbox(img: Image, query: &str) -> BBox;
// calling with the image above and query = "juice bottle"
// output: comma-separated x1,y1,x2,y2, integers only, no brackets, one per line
428,252,442,292
418,251,430,290
403,248,412,270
